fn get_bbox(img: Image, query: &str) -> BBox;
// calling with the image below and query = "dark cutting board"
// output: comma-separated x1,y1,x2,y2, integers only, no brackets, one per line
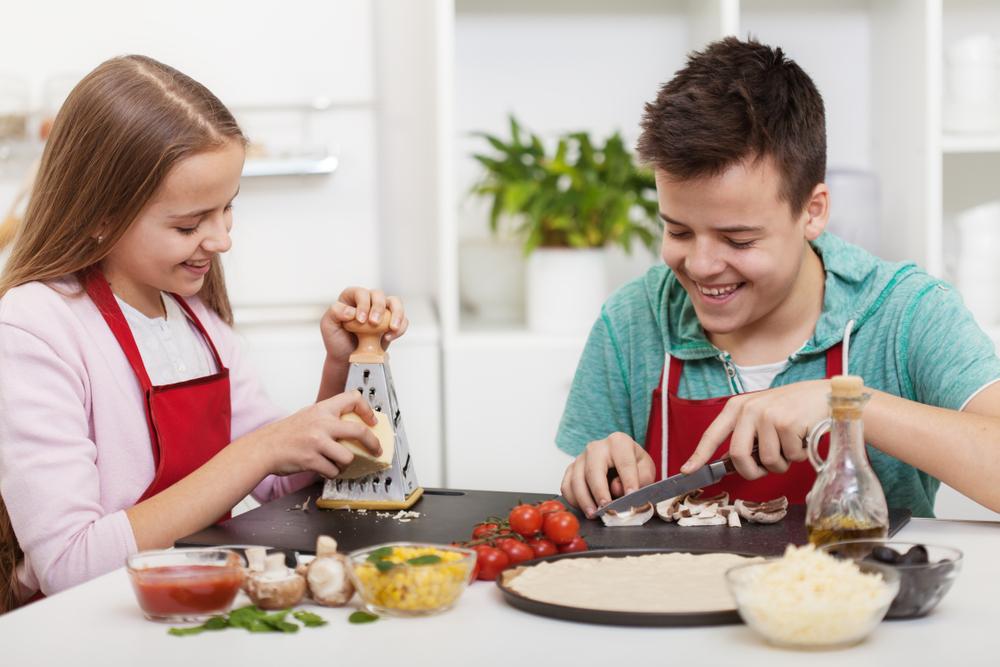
178,482,910,558
177,484,555,554
576,504,911,556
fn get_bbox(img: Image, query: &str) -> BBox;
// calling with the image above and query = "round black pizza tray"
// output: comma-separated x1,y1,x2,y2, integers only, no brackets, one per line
496,547,758,627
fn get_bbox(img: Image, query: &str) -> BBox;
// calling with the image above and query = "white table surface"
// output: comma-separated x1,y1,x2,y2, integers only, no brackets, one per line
2,518,998,667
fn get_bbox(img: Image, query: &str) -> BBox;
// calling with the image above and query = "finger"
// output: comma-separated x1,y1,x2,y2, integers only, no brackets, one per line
327,302,357,323
310,456,342,480
368,289,387,325
635,445,657,486
583,443,614,510
383,316,409,345
756,422,789,474
321,439,356,469
608,434,640,495
560,464,576,507
779,426,809,463
570,457,598,518
729,413,766,480
334,420,382,456
682,398,741,473
609,477,625,498
350,289,371,324
337,286,364,307
386,296,405,330
325,391,377,426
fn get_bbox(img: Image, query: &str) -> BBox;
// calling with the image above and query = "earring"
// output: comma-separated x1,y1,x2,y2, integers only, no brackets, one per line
97,235,104,244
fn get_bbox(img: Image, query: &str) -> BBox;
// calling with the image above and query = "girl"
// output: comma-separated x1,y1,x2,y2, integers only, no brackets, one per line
0,55,407,612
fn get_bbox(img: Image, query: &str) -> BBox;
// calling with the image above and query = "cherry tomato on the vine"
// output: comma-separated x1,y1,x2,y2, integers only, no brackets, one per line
537,499,565,515
558,535,589,554
474,545,510,581
543,511,580,545
472,523,498,540
508,504,543,537
526,537,558,558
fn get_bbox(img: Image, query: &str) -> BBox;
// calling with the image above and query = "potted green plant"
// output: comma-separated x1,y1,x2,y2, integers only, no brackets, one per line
470,116,661,333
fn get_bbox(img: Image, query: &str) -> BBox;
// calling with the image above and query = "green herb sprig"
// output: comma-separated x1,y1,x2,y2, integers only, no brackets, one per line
168,605,327,637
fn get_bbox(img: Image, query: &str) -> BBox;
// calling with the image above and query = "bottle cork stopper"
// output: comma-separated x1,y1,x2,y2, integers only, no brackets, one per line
830,375,864,398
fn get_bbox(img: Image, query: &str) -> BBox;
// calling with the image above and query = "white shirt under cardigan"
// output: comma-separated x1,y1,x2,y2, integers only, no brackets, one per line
0,278,316,600
115,293,216,385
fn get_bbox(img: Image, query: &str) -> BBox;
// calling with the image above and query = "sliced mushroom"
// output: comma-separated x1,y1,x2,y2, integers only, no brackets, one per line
655,494,686,522
295,536,354,607
677,514,727,527
244,552,307,610
720,506,742,527
734,496,789,524
600,501,654,527
682,489,730,511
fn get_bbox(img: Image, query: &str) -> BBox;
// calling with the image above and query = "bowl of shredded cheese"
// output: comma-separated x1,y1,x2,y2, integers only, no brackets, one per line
348,542,476,616
725,544,899,649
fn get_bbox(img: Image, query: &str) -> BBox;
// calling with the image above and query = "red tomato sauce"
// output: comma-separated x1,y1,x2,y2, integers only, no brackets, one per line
130,565,243,615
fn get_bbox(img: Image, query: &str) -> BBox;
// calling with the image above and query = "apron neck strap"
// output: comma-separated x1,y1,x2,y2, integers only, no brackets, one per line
667,339,846,396
81,267,153,391
167,293,225,369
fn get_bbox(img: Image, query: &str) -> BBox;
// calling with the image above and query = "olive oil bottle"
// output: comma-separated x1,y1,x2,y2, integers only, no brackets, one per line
805,375,889,555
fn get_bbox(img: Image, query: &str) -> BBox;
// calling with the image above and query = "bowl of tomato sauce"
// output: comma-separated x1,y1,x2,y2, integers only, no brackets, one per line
126,548,245,622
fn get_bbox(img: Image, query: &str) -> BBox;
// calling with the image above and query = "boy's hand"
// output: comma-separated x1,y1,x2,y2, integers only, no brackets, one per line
680,379,831,480
560,433,656,519
321,287,408,362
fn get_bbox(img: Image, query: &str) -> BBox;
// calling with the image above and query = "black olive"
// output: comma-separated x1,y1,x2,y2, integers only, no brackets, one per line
871,545,901,564
899,545,929,565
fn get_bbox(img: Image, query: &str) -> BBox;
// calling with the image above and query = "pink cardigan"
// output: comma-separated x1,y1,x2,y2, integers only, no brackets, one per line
0,279,315,598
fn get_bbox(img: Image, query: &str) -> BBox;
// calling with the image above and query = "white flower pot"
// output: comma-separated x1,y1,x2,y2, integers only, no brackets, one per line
526,247,608,335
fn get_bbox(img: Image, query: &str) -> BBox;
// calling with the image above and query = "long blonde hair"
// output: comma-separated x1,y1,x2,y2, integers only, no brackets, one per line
0,55,246,613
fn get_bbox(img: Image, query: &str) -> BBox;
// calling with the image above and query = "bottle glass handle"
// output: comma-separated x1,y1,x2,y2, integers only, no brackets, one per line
807,418,832,472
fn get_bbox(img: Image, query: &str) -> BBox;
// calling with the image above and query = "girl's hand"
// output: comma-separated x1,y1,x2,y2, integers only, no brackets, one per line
680,379,831,479
321,287,408,363
251,391,383,479
560,433,656,518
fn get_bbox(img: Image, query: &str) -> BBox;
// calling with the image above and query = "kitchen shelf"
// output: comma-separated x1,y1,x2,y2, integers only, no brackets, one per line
942,133,1000,154
241,154,339,178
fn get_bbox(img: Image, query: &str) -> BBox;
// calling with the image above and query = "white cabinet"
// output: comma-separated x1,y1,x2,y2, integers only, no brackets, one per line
444,335,583,492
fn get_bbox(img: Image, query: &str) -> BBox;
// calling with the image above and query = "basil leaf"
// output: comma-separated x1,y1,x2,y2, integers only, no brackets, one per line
293,610,327,627
203,616,229,630
168,625,207,637
373,559,396,573
348,611,380,624
366,547,393,561
406,555,442,566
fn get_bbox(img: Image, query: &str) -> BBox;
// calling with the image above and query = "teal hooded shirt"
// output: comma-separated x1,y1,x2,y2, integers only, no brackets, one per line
556,233,1000,517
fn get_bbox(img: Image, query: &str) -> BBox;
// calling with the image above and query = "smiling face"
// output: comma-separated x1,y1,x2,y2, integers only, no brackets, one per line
658,156,828,342
101,140,245,317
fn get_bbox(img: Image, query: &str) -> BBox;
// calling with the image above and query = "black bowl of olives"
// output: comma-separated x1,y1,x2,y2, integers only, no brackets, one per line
821,541,962,619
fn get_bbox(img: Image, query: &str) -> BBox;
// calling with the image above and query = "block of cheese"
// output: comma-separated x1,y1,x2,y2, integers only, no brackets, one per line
336,411,395,479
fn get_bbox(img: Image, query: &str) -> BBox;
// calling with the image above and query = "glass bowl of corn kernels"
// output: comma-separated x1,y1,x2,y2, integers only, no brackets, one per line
347,542,477,616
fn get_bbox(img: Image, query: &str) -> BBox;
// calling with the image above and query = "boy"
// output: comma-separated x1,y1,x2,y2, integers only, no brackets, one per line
557,38,1000,519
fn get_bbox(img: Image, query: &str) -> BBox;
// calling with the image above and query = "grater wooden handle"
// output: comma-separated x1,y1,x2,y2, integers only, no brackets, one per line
345,317,389,363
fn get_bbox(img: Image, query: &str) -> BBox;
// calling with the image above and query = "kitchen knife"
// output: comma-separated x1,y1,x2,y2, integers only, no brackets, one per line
592,445,761,518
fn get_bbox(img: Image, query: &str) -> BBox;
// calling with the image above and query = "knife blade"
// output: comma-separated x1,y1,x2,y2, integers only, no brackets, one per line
592,459,733,518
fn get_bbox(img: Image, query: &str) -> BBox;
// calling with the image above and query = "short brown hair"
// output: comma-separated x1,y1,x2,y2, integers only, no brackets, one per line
637,37,826,214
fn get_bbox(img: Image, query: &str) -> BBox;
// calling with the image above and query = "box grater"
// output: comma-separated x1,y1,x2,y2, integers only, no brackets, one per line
316,317,423,510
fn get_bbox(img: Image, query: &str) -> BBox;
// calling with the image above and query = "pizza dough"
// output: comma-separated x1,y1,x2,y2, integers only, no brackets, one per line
504,552,762,613
336,412,395,479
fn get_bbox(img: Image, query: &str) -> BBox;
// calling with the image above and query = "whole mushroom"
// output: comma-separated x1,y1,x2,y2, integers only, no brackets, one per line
295,535,354,607
244,550,307,610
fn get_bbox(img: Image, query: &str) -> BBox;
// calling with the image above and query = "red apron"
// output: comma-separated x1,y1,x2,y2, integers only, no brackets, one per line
24,270,233,606
644,343,842,503
83,268,233,514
